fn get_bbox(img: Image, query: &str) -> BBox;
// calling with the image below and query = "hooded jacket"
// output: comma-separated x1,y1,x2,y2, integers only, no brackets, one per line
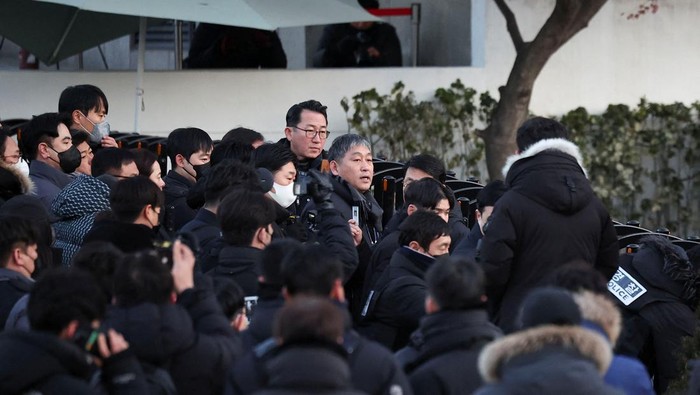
475,325,620,395
227,302,412,395
479,138,618,332
612,236,698,393
253,342,367,395
106,287,240,395
573,291,654,395
0,160,34,205
52,174,111,265
397,310,503,395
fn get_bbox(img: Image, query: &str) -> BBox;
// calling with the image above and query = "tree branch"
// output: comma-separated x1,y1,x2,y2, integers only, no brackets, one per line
494,0,525,52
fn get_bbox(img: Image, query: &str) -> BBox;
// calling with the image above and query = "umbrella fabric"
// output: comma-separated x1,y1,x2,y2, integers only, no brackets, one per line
0,0,148,65
39,0,379,30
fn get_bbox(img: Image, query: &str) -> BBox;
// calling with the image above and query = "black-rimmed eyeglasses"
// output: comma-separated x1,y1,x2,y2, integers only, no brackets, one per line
292,126,329,139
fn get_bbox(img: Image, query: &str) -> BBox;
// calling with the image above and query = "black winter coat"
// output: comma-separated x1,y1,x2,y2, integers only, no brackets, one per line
210,245,262,297
226,303,413,395
163,170,196,235
313,22,402,68
479,139,618,332
252,342,367,395
358,247,433,351
0,330,148,395
106,287,241,395
240,287,285,351
0,268,32,329
451,223,483,262
83,219,156,253
180,207,225,273
612,236,698,393
396,310,502,395
475,325,620,395
304,175,379,317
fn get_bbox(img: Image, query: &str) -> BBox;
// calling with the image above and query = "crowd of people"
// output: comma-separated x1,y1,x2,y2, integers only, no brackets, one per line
1,82,700,395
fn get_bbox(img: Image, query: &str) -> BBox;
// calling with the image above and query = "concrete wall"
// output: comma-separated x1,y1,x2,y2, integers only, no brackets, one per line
1,0,698,143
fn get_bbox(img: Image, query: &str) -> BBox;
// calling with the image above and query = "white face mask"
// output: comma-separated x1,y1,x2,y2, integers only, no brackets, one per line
269,182,297,209
11,159,30,178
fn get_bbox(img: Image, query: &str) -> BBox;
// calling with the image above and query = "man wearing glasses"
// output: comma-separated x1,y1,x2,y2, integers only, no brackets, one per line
281,100,330,172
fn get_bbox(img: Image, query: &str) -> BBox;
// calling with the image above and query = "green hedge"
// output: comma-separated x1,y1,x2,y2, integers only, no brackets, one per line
342,82,700,236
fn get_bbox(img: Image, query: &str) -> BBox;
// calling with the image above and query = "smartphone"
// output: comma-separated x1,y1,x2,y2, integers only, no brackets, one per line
352,206,360,224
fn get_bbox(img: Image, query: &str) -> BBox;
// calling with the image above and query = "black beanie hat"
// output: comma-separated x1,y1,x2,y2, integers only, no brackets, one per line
518,287,581,329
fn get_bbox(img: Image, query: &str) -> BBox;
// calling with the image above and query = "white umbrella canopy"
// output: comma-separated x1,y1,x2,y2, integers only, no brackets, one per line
37,0,380,30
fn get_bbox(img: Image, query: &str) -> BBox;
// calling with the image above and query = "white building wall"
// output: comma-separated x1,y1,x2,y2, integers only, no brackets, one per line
1,0,698,143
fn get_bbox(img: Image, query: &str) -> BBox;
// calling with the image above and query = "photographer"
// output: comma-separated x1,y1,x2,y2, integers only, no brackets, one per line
0,267,148,394
106,240,240,395
313,0,402,68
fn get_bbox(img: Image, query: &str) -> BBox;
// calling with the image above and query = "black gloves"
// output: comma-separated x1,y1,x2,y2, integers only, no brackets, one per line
308,170,334,211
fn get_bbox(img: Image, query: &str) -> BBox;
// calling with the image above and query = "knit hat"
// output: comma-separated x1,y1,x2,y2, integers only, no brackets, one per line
518,287,582,329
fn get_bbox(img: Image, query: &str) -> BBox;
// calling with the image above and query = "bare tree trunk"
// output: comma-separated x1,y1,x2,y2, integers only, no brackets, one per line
483,0,608,180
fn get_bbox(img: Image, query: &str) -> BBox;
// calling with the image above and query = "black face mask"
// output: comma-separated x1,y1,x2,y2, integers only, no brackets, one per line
49,145,81,174
191,162,211,181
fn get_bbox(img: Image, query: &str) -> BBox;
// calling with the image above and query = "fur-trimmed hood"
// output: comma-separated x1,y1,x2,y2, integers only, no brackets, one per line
478,325,612,383
502,138,587,179
633,235,700,306
573,291,622,345
0,159,34,196
499,138,594,215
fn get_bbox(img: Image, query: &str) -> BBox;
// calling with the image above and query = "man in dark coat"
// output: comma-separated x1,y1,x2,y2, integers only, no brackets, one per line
0,268,148,394
478,117,619,333
452,180,507,261
396,257,502,395
323,133,383,315
210,187,277,296
58,84,120,150
611,236,698,393
364,177,452,303
252,297,366,395
389,154,470,253
226,244,412,395
180,159,262,272
186,24,287,69
313,0,401,68
475,287,620,395
278,99,330,218
545,263,654,395
163,127,213,235
0,217,36,329
83,176,163,253
240,239,300,350
358,211,451,351
107,240,240,395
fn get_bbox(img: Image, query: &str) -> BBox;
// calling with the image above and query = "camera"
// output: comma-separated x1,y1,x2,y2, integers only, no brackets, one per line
153,231,200,268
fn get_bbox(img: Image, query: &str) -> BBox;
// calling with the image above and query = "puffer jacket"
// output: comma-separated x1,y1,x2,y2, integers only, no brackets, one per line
478,138,618,332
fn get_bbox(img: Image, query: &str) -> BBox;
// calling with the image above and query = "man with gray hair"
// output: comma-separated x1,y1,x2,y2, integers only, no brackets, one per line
327,133,382,247
325,133,383,316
